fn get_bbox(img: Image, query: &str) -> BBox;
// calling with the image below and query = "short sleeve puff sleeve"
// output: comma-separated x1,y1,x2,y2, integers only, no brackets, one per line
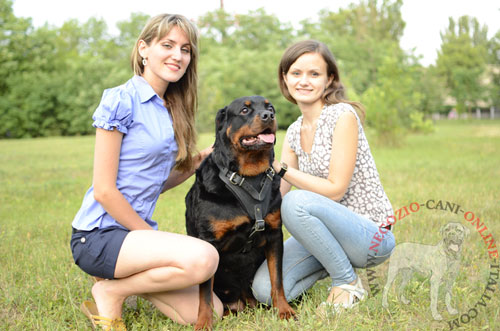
92,88,133,134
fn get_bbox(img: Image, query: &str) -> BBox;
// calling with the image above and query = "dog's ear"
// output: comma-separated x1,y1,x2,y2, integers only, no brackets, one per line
462,224,470,237
215,107,227,132
440,223,449,237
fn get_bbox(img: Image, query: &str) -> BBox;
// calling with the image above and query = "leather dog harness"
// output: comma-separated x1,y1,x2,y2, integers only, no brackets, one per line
217,163,276,253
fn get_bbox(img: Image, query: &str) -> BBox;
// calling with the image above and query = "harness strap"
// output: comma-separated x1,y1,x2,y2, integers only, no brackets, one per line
249,205,265,237
216,164,275,252
221,167,275,201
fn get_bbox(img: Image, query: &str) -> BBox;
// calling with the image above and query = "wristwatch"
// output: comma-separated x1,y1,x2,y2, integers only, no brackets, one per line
277,162,288,177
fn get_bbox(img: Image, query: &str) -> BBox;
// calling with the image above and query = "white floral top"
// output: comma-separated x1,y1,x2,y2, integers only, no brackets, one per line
286,102,394,226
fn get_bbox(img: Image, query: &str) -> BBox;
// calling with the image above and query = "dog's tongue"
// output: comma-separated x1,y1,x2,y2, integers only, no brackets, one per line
258,133,275,143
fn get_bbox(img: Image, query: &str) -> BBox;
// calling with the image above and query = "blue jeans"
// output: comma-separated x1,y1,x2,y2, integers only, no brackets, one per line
252,190,395,304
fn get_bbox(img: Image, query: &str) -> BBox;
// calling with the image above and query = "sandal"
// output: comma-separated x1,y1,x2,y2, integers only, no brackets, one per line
318,276,367,316
80,300,127,331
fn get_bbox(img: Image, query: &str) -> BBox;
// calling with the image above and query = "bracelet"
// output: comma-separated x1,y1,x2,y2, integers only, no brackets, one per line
277,161,288,177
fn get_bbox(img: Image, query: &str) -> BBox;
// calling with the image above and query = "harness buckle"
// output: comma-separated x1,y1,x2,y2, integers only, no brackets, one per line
266,167,275,181
248,218,265,238
229,172,244,186
254,219,265,231
248,205,266,238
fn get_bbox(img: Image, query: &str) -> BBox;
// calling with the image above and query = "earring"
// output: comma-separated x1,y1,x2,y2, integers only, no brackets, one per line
142,58,147,66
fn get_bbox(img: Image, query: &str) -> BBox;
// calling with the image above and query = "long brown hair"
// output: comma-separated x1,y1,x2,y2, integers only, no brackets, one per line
278,40,365,123
131,14,199,171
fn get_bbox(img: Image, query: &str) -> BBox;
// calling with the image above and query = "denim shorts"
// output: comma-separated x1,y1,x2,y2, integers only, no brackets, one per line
70,226,129,279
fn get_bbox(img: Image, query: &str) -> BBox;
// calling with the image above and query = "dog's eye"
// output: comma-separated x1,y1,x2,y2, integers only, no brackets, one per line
268,105,275,113
241,107,249,115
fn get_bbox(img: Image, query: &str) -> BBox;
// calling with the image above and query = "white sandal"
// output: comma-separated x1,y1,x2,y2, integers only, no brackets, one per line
318,276,367,316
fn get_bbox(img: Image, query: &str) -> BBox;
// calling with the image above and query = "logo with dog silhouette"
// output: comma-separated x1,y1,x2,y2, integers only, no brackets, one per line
366,200,498,329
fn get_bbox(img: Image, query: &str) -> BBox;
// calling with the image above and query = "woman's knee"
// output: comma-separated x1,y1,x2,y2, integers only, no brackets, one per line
281,190,310,228
188,242,219,283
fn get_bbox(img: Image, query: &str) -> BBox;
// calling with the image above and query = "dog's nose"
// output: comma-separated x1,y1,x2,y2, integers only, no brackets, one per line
260,110,275,123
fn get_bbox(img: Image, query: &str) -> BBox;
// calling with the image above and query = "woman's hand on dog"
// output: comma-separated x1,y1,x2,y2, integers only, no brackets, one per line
194,145,214,170
161,145,213,193
272,159,282,174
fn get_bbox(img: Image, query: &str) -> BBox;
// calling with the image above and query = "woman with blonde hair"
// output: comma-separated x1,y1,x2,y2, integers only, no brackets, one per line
70,14,223,329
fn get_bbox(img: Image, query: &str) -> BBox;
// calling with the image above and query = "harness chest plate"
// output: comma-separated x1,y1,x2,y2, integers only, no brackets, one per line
217,165,276,252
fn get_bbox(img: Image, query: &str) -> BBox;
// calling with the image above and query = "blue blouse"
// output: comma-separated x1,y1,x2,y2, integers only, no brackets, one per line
72,75,178,231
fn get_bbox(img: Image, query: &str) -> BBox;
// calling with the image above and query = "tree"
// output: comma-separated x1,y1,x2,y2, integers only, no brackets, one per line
436,16,489,113
197,9,234,47
362,50,424,144
0,0,62,137
414,65,446,115
231,8,294,50
115,13,150,65
3,1,494,142
486,30,500,110
300,0,406,95
0,0,134,138
0,0,32,119
299,0,428,143
196,8,296,131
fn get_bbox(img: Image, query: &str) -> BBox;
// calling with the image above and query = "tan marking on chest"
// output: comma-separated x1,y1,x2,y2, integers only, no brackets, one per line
210,215,251,240
237,156,270,176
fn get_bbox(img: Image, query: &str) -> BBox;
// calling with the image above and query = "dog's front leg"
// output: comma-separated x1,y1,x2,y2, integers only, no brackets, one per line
265,231,296,320
194,277,214,330
398,269,413,305
429,274,443,320
445,291,458,315
382,264,399,308
444,267,459,315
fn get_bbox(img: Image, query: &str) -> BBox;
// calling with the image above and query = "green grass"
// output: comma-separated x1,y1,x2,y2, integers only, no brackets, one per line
1,120,499,330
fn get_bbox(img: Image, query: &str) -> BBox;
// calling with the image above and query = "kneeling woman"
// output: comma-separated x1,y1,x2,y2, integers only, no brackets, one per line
253,40,395,315
70,14,223,329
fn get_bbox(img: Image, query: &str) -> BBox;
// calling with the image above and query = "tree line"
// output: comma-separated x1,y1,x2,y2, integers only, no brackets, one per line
1,0,498,143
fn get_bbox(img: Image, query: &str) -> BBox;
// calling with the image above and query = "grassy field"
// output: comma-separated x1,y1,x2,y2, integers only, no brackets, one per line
0,120,499,330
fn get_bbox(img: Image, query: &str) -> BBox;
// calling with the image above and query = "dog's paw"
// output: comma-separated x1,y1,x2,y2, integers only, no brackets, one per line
400,295,410,305
432,312,443,321
194,314,213,331
194,319,213,331
278,306,297,320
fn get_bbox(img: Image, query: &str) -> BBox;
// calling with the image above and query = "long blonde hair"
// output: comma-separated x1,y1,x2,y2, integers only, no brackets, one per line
131,14,199,171
278,40,365,123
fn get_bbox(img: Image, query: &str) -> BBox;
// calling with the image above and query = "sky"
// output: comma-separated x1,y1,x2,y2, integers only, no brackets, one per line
12,0,500,66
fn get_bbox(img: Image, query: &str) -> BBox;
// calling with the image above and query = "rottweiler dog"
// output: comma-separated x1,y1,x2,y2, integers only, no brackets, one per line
185,96,295,330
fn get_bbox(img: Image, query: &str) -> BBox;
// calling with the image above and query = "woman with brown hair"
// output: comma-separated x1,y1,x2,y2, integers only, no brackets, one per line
70,14,223,329
253,40,395,316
